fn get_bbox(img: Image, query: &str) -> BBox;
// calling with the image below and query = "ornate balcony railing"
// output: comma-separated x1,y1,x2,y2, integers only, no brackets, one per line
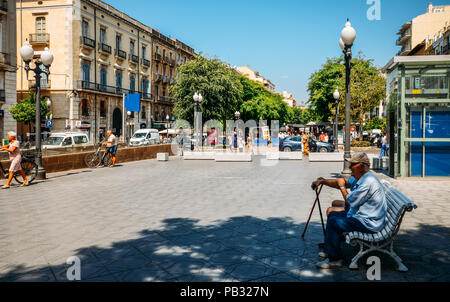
98,42,112,54
142,58,150,67
81,36,95,49
29,33,50,44
115,49,127,60
29,79,51,89
129,54,139,63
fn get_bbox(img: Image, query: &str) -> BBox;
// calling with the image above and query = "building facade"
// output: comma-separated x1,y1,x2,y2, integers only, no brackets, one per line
281,91,296,107
1,0,17,142
235,66,275,92
16,0,194,143
396,3,450,56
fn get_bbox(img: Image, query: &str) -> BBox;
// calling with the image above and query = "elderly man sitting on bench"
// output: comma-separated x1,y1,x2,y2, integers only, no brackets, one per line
310,152,387,269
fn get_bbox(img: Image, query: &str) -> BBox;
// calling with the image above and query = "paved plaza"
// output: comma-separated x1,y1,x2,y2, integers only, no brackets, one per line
0,155,449,282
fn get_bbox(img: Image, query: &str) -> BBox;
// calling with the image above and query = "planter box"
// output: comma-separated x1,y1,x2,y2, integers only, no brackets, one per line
309,152,344,162
183,152,215,160
215,152,252,162
157,153,169,161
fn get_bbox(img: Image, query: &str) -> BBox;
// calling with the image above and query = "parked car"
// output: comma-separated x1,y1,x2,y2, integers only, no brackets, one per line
308,138,335,153
130,129,161,146
42,132,90,149
279,136,302,152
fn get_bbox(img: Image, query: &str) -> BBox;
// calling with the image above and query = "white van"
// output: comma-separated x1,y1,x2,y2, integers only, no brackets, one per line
130,129,161,146
42,132,90,149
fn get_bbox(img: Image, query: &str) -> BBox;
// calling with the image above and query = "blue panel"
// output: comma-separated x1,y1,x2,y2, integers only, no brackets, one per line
410,111,423,177
125,93,141,112
425,142,450,177
425,111,450,139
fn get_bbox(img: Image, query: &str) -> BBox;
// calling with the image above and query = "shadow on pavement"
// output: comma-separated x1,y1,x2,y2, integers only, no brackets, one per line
0,217,448,282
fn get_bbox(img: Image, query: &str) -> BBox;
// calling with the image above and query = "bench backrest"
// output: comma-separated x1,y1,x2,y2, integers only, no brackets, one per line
379,180,418,239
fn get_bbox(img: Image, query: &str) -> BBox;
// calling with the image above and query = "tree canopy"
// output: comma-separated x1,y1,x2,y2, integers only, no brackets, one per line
307,52,386,127
170,55,243,126
9,91,51,130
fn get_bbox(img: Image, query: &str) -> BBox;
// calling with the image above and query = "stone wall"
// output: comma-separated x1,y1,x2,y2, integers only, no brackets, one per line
1,144,175,174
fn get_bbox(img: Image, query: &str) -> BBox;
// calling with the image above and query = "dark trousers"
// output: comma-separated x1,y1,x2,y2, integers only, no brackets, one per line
324,210,373,261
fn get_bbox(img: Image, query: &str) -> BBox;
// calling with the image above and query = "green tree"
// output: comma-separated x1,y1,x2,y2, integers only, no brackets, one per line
238,75,292,126
307,52,386,127
170,55,243,127
9,91,51,133
363,117,386,132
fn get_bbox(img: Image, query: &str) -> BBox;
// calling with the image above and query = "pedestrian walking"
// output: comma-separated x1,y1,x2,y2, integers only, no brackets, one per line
302,133,310,156
379,132,387,159
0,132,29,189
324,133,329,143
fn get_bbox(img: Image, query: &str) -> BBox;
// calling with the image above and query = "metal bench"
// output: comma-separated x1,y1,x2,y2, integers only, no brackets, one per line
344,180,418,272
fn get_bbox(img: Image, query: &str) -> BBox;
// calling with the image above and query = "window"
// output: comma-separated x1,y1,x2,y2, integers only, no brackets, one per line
130,75,136,92
155,86,159,97
116,34,122,50
169,69,172,78
63,137,73,146
0,23,3,49
162,65,166,76
142,106,146,119
74,136,88,144
116,71,122,89
130,40,135,55
155,45,159,54
81,99,89,116
82,19,89,37
163,49,166,57
100,101,106,118
162,87,166,97
169,52,172,60
142,46,146,59
36,17,46,34
155,63,159,74
82,63,90,82
100,68,107,89
99,27,106,44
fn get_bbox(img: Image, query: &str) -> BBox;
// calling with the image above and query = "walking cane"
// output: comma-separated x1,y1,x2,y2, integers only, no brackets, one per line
301,184,326,239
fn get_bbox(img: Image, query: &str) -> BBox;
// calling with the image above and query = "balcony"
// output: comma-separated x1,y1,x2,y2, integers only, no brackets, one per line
163,76,170,84
129,54,139,64
162,55,169,63
158,96,173,104
0,0,7,14
98,42,112,54
80,36,95,49
29,33,50,45
0,90,5,102
0,52,8,65
115,49,127,60
169,58,176,66
29,79,51,89
153,73,163,82
77,80,131,96
154,53,162,61
141,58,150,67
142,92,152,100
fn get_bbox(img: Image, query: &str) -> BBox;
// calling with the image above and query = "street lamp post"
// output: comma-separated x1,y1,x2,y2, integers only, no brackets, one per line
20,41,54,180
166,114,170,143
333,88,340,153
127,111,132,145
193,92,203,150
339,19,356,177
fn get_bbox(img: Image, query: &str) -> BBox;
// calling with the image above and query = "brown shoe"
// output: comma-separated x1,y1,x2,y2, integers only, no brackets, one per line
1,185,10,189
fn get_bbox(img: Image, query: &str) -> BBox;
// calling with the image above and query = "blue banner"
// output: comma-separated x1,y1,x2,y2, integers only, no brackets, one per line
125,93,141,112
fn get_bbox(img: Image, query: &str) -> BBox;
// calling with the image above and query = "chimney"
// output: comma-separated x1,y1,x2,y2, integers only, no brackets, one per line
428,3,433,13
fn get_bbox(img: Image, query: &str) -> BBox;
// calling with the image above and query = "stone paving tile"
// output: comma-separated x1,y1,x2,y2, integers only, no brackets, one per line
113,264,176,282
219,259,283,282
250,272,302,282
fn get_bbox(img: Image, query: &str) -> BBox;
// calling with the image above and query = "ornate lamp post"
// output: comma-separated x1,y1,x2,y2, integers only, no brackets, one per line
20,41,54,180
339,19,356,177
127,111,132,145
166,114,170,142
193,92,203,150
333,88,340,152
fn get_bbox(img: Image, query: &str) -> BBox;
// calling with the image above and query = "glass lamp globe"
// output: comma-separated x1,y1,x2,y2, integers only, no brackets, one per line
341,20,356,46
127,111,132,116
333,88,340,100
198,93,203,102
41,47,54,67
20,41,34,62
339,38,345,51
46,98,52,107
193,92,199,102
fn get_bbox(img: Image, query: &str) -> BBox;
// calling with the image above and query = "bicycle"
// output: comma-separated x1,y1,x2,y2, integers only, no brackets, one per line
0,154,38,185
84,142,112,168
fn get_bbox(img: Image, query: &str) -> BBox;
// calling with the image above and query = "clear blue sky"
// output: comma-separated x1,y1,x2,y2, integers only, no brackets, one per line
105,0,449,103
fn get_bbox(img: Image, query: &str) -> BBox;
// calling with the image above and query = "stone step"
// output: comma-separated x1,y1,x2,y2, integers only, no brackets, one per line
309,152,344,162
215,152,253,162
